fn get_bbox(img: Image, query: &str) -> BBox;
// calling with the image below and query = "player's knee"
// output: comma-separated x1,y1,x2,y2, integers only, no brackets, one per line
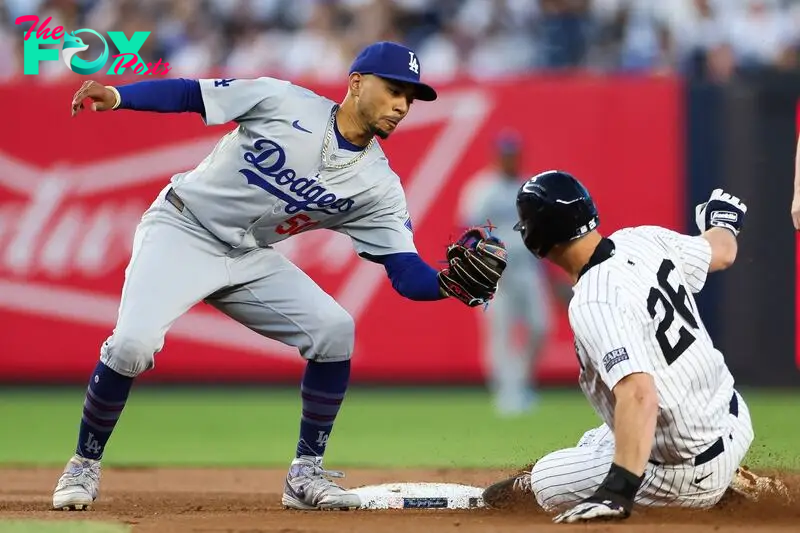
530,454,573,512
307,305,355,362
100,334,160,377
576,424,611,447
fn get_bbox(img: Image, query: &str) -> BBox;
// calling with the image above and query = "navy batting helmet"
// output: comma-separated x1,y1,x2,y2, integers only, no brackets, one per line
513,170,599,258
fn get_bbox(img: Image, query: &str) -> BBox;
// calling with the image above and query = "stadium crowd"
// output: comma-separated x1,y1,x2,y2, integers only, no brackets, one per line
2,0,800,82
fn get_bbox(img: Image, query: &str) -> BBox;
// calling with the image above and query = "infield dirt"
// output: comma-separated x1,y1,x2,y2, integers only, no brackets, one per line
1,467,797,532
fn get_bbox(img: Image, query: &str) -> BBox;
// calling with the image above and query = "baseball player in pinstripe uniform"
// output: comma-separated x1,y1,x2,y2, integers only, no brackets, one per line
482,170,786,522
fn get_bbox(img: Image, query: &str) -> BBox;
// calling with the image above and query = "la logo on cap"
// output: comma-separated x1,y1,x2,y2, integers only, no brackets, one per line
408,51,419,74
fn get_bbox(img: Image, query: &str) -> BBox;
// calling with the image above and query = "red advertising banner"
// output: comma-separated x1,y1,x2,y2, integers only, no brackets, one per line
0,74,683,384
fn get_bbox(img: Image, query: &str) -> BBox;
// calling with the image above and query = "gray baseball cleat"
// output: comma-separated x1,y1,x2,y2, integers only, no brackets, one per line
282,456,361,510
52,455,101,510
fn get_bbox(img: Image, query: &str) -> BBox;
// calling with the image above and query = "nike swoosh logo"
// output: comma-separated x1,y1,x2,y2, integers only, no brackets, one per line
292,120,312,134
694,473,713,484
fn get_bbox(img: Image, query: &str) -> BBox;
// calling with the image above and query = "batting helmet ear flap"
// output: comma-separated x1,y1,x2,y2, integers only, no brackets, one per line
514,203,550,258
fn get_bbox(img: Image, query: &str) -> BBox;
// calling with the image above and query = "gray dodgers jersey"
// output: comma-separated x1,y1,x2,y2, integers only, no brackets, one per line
169,77,417,257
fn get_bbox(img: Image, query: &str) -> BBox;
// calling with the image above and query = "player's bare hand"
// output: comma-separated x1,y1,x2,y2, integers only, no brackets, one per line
552,499,629,523
71,80,118,117
791,192,800,231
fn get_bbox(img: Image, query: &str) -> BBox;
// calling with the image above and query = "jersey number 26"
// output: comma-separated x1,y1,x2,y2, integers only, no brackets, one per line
647,259,700,365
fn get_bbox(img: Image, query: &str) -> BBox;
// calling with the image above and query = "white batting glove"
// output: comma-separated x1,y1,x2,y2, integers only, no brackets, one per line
552,499,629,524
695,188,747,236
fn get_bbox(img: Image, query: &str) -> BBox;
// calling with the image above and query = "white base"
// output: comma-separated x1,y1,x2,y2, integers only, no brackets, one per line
351,482,485,510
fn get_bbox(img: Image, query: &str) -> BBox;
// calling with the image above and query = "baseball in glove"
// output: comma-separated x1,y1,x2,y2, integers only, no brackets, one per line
438,225,508,307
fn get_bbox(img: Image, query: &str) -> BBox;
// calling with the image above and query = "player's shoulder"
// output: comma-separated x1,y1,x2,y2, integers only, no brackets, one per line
611,224,699,258
283,79,336,105
610,225,682,253
226,76,336,107
203,75,290,92
609,224,672,242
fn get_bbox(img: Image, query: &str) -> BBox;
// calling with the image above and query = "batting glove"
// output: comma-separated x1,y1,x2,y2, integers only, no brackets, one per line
553,498,629,524
695,188,747,237
553,463,641,524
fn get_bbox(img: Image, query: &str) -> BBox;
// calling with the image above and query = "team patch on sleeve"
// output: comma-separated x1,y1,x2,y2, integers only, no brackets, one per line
602,347,629,372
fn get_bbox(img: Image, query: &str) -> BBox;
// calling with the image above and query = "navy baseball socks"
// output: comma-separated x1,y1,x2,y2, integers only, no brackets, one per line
296,359,349,457
283,359,361,510
53,361,134,510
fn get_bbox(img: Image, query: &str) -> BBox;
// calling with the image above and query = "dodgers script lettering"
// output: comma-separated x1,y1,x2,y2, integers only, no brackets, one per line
238,139,355,215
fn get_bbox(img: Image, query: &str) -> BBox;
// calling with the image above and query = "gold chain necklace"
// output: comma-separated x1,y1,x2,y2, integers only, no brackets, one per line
320,105,375,171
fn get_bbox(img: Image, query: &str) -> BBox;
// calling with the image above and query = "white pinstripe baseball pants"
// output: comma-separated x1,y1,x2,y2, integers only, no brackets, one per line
529,391,753,511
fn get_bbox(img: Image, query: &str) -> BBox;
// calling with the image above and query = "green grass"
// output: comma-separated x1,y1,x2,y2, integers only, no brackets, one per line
0,387,797,470
0,521,129,533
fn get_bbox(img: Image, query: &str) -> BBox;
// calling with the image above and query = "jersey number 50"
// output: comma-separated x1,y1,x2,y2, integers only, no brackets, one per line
647,259,699,365
276,214,319,236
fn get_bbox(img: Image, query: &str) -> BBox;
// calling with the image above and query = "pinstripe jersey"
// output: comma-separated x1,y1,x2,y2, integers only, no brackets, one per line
569,225,736,465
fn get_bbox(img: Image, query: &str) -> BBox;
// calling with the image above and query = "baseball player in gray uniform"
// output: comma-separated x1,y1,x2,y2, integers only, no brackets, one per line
459,133,553,416
482,170,787,522
54,41,508,512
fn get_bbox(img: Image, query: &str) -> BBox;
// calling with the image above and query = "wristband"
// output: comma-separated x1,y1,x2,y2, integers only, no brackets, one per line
106,86,121,110
593,463,643,512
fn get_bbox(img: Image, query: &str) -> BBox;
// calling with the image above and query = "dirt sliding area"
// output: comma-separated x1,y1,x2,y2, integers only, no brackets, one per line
1,466,798,532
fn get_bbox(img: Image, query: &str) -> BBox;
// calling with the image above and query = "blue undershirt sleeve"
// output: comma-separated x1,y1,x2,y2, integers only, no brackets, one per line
362,252,444,301
116,78,205,115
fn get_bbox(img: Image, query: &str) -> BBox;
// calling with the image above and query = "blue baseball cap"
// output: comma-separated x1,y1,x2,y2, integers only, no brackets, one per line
349,41,438,102
496,130,522,154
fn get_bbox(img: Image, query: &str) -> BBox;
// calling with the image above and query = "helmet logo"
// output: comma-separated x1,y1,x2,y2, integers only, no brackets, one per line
575,217,598,238
555,198,583,205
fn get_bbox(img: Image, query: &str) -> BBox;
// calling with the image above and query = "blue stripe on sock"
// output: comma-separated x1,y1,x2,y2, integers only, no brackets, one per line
76,361,134,460
296,360,350,458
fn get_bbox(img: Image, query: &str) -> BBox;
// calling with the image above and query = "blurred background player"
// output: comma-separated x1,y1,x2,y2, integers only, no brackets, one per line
458,132,554,416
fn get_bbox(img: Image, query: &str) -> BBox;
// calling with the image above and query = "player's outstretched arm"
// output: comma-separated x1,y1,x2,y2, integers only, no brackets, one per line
695,188,747,273
368,227,507,306
344,200,503,305
71,79,204,117
366,226,507,306
376,252,447,301
701,227,738,272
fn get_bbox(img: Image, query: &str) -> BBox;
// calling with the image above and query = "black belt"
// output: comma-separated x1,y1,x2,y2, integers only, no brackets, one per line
165,187,185,212
649,392,738,467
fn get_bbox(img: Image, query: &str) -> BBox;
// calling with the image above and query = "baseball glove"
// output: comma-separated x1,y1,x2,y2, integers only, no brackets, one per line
438,226,508,307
